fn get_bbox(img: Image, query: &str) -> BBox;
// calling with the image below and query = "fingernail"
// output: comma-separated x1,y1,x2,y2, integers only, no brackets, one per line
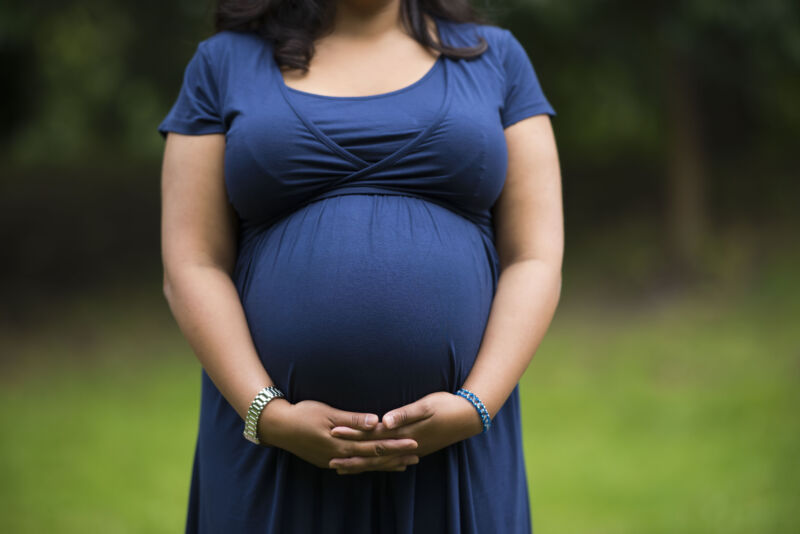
385,414,394,428
365,414,378,426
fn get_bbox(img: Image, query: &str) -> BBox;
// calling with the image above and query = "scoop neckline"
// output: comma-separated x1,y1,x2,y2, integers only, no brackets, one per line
282,53,444,100
274,16,448,101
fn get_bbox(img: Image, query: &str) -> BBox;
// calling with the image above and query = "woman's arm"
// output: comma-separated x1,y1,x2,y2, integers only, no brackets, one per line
459,113,563,419
161,132,275,423
160,132,420,471
326,114,563,473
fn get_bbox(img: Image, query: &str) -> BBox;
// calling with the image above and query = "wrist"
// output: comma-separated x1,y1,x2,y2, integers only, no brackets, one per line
459,382,501,421
256,397,292,448
452,392,485,438
454,387,492,435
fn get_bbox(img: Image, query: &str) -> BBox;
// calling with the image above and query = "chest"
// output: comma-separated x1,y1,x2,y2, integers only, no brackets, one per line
219,41,510,227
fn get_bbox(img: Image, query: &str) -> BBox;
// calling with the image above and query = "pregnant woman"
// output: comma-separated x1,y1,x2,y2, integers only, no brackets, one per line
158,0,563,532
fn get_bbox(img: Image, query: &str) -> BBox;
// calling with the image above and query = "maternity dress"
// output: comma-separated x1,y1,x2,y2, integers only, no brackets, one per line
157,15,555,533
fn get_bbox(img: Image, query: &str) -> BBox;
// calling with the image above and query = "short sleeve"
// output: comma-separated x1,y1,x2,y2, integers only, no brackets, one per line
157,42,226,139
500,29,556,129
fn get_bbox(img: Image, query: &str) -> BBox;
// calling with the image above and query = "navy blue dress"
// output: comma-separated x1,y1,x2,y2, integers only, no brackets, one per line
158,15,555,533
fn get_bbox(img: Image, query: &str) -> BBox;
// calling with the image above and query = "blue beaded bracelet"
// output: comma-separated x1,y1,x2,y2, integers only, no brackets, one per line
455,387,492,433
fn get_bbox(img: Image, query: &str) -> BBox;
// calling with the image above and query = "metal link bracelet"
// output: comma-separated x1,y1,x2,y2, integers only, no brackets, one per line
243,385,285,445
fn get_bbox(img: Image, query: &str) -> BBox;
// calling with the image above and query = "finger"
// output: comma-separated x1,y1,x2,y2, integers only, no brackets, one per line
330,421,409,440
330,426,363,439
338,438,418,459
332,454,419,474
334,454,419,474
382,398,434,429
328,409,379,431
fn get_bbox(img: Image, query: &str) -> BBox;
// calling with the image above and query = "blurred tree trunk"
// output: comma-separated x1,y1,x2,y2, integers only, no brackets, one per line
663,50,708,280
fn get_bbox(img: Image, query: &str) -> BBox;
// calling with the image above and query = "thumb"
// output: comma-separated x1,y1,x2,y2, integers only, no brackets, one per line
329,409,379,431
383,398,433,429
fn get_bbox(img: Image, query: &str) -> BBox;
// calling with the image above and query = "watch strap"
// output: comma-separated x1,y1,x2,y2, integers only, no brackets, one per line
243,386,285,445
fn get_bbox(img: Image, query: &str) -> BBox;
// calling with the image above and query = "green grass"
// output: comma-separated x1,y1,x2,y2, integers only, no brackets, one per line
521,266,800,534
1,264,798,533
0,287,201,534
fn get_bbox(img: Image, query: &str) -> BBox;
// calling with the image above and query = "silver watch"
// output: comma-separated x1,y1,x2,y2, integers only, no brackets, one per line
243,385,285,445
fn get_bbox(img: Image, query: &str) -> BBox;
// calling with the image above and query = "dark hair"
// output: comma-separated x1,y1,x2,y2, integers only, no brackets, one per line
214,0,493,73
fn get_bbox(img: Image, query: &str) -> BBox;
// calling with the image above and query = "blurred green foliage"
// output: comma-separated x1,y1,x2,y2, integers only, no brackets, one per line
2,0,216,167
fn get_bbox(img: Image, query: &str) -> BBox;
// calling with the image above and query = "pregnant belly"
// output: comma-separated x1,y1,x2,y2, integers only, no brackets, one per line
238,193,496,414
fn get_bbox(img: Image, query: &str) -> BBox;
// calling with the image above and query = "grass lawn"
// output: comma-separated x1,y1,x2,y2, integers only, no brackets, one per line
1,262,798,533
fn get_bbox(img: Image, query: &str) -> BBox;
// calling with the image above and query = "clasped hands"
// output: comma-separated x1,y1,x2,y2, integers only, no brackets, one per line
259,391,485,475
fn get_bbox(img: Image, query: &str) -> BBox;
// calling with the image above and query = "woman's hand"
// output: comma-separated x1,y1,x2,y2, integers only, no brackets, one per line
326,391,484,474
258,398,421,473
